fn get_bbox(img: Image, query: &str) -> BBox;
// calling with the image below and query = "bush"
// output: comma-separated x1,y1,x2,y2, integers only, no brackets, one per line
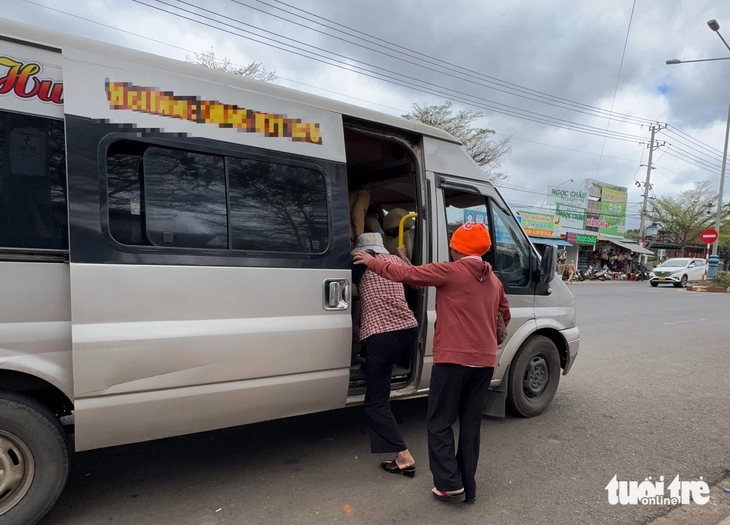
711,271,730,288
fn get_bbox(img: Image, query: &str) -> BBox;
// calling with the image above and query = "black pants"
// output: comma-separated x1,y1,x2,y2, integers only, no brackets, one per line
427,363,494,498
363,327,418,454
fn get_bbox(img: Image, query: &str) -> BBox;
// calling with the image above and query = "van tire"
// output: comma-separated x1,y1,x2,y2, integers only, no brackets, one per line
0,392,69,525
506,336,561,418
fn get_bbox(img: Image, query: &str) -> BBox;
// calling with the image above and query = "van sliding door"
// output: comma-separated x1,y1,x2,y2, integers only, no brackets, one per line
62,48,352,451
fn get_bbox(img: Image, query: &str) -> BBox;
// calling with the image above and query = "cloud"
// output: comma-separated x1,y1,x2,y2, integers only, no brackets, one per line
5,0,728,229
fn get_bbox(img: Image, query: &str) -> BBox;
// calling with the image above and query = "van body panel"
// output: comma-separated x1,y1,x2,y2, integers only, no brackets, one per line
61,47,347,163
73,368,349,451
70,264,351,399
0,262,73,398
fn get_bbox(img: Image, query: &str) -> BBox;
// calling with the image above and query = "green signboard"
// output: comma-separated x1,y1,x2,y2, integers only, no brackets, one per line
517,210,555,237
599,187,627,236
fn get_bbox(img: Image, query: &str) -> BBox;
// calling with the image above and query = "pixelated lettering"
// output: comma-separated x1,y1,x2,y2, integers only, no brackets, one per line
105,81,323,144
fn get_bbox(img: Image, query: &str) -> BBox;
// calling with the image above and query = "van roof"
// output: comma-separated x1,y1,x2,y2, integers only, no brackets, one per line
0,17,461,145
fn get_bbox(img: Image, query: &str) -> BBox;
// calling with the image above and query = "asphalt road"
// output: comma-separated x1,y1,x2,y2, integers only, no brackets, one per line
40,282,730,525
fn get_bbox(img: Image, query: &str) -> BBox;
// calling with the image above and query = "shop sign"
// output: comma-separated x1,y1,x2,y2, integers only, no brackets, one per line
566,232,597,244
517,210,555,237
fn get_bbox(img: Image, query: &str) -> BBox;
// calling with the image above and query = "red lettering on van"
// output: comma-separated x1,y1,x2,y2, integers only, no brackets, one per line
0,57,64,104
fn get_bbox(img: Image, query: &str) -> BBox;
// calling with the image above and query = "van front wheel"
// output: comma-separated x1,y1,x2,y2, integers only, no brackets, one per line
0,392,69,525
507,336,561,417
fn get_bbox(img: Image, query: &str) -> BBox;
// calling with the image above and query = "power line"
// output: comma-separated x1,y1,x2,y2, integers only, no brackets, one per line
16,0,675,160
131,0,650,144
250,0,659,127
665,125,724,157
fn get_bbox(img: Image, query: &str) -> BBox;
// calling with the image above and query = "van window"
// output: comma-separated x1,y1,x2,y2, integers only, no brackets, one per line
144,148,228,249
228,157,328,253
106,140,329,254
490,202,531,288
0,110,67,251
443,189,489,247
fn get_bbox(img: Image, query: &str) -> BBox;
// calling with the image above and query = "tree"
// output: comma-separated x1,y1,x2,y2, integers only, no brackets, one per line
624,228,640,240
647,181,726,256
185,49,277,82
402,101,512,183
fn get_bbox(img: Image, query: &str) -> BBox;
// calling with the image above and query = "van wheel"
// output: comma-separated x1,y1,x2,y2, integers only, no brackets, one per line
0,392,69,525
507,336,561,417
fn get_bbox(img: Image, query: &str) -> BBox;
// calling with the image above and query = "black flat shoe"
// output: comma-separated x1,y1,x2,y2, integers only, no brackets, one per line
432,488,465,501
464,496,475,505
381,459,416,478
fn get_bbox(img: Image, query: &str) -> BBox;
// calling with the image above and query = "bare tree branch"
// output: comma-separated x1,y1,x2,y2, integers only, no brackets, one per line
402,101,512,184
185,49,277,82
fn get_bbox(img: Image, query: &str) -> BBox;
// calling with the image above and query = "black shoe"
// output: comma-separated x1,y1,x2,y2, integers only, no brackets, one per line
381,459,415,478
464,496,475,504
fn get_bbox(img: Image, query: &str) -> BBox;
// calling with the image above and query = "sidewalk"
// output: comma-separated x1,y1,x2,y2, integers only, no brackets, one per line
647,476,730,525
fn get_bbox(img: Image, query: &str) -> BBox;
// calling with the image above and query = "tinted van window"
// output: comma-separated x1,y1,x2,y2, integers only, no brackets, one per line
106,140,329,254
228,157,328,253
0,110,67,251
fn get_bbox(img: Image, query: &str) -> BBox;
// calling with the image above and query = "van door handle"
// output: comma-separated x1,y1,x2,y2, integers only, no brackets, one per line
323,279,351,311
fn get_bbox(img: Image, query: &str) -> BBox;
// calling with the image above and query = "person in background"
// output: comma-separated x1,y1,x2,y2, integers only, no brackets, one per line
351,232,419,478
566,260,576,284
354,222,510,504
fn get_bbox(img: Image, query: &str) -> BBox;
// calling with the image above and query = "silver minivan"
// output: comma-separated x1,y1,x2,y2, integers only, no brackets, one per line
0,19,580,524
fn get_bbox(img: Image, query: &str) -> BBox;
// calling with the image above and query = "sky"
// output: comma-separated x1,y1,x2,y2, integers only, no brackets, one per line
5,0,730,229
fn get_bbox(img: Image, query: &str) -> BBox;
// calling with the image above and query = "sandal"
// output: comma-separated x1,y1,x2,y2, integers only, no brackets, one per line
431,487,465,501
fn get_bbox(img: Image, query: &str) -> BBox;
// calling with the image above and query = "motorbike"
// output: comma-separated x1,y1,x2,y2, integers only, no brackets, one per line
584,266,608,281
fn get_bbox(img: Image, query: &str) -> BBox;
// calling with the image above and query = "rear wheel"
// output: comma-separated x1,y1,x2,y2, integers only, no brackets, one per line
507,336,561,417
0,392,69,525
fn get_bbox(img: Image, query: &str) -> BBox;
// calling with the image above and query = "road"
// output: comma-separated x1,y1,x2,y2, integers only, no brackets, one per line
40,283,730,525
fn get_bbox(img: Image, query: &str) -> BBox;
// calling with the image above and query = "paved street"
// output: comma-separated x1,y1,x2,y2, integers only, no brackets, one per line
40,283,730,525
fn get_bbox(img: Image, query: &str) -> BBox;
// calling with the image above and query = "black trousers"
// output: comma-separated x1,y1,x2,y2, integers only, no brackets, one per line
427,363,494,498
363,327,418,454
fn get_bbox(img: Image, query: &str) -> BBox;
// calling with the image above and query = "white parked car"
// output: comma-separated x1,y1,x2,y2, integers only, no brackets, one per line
649,258,706,287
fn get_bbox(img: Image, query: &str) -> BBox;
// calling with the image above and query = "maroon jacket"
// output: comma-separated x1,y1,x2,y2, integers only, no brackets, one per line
367,257,511,368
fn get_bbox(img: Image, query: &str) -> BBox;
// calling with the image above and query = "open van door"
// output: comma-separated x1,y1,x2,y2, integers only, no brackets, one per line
61,47,353,450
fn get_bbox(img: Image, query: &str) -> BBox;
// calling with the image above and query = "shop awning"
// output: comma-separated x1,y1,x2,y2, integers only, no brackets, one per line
597,236,654,255
529,237,573,247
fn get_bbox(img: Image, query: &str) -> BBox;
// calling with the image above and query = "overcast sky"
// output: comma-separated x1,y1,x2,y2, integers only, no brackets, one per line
6,0,729,228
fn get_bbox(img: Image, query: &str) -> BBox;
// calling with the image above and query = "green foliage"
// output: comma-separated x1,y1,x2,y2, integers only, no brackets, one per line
647,181,725,255
185,49,277,82
402,101,512,184
624,228,639,240
711,271,730,288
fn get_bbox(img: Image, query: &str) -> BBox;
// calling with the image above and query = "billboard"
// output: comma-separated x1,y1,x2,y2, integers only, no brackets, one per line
517,210,556,237
583,179,628,236
548,186,588,230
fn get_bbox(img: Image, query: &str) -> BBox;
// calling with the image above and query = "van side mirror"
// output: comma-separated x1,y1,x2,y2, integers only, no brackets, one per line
540,244,557,284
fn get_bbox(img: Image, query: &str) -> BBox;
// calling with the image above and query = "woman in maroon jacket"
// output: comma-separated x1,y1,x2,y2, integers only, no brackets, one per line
354,222,510,504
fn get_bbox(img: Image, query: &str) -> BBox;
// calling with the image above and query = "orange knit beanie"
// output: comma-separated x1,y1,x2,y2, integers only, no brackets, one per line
450,222,492,256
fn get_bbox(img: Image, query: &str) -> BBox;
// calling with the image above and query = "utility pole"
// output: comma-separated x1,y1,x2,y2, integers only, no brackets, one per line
639,124,666,247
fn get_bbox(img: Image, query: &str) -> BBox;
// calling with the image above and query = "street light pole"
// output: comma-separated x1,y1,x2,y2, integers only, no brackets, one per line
666,19,730,256
713,94,730,255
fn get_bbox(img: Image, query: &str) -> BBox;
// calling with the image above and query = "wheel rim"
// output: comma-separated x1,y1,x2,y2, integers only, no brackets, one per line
0,430,35,516
681,276,688,287
523,354,550,401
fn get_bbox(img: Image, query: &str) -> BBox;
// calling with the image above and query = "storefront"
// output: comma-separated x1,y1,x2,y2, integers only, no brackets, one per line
590,236,654,275
563,232,597,270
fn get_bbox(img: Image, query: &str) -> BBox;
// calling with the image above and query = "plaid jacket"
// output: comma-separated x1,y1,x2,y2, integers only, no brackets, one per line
356,254,418,341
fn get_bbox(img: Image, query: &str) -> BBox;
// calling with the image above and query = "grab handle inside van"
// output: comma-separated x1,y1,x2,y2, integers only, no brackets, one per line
398,213,418,249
